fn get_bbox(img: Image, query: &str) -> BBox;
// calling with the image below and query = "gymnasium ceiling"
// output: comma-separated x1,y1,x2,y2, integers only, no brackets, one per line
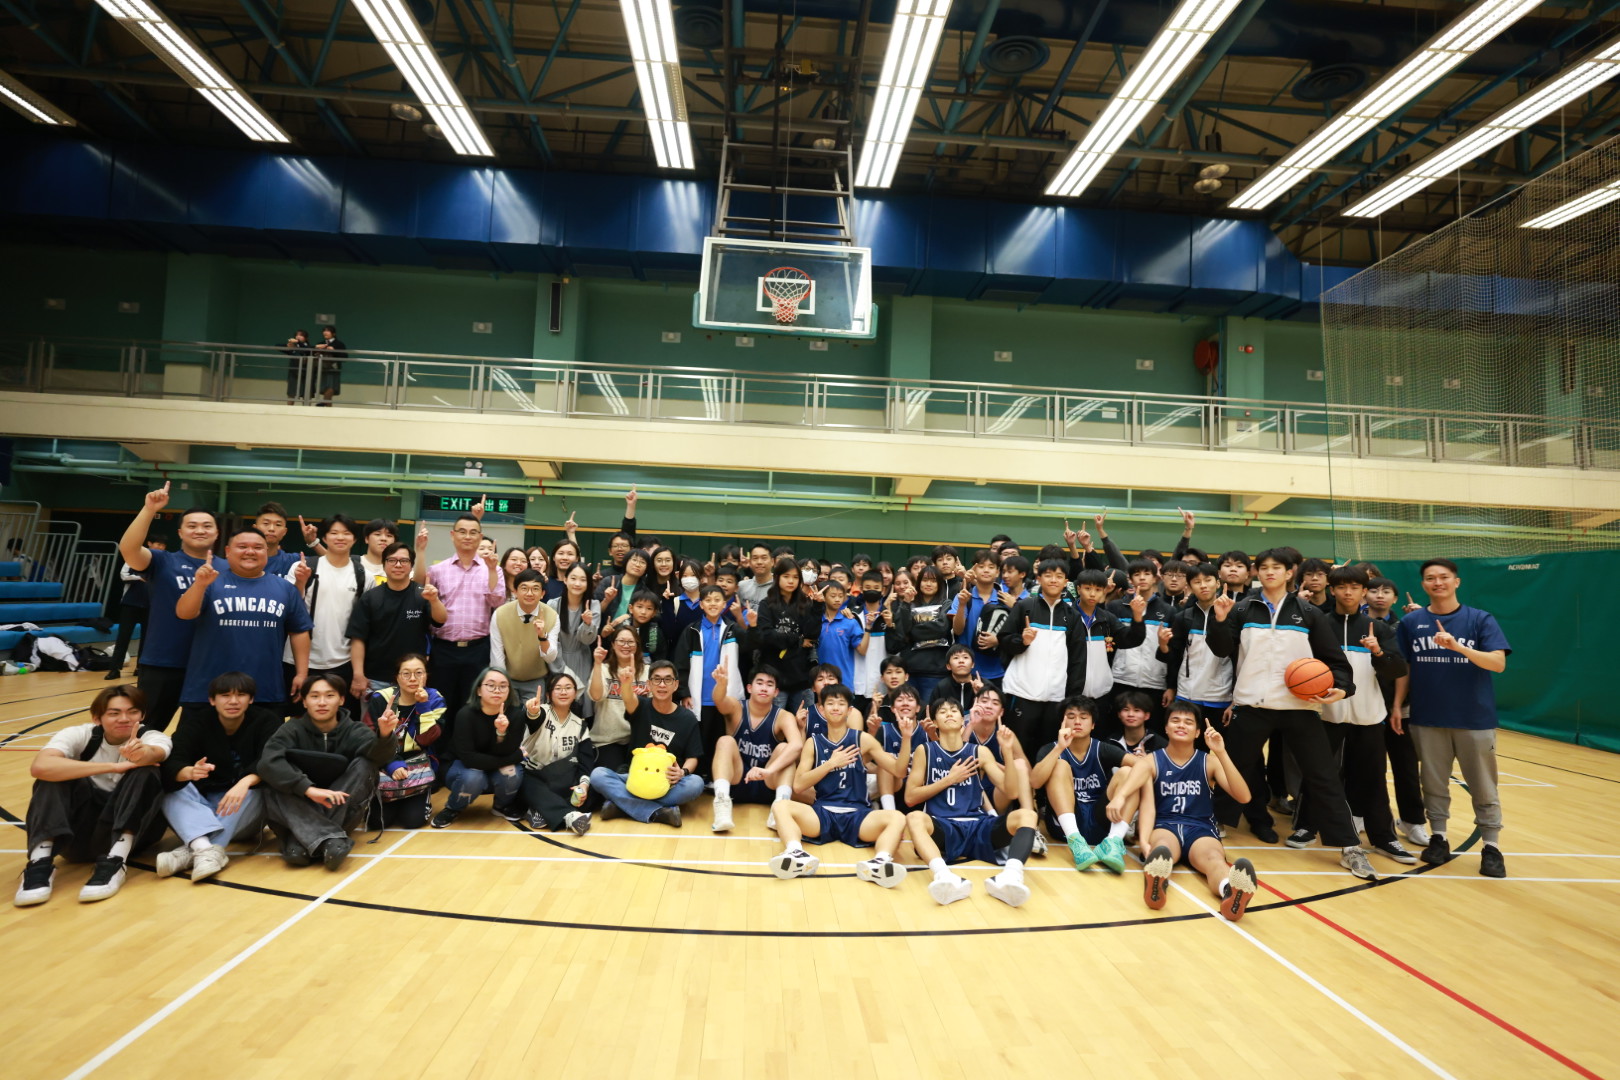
3,0,1620,267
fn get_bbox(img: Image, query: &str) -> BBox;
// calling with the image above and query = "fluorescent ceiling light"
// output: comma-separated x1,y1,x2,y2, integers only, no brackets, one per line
1521,177,1620,229
617,0,694,169
351,0,492,157
1230,0,1542,211
92,0,288,142
1346,38,1620,217
1046,0,1247,199
0,68,76,125
854,0,953,189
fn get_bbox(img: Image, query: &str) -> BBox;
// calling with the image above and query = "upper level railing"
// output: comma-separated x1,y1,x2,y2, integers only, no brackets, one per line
4,336,1616,471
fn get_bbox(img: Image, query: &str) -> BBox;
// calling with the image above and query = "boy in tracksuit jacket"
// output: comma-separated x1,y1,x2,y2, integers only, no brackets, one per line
1105,559,1173,738
1001,560,1146,751
1290,565,1413,865
1206,547,1378,881
1162,563,1235,732
674,585,744,771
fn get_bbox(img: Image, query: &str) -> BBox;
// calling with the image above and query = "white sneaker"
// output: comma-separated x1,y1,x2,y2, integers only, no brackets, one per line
1030,832,1048,858
190,846,230,882
155,845,195,879
855,857,908,889
769,849,819,879
79,856,127,902
985,872,1031,908
1352,815,1365,836
15,857,54,906
711,794,734,833
565,811,592,836
927,873,973,905
1397,820,1431,847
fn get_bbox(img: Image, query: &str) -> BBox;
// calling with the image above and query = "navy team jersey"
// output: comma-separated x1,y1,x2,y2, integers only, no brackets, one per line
812,729,867,807
735,704,777,774
805,700,828,739
922,741,988,818
1152,748,1216,829
967,723,1005,767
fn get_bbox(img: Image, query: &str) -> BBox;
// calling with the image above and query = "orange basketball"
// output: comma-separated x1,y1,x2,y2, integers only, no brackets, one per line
1285,657,1334,699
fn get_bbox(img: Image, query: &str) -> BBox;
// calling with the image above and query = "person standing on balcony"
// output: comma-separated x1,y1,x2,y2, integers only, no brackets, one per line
117,484,220,732
283,329,313,405
311,326,346,406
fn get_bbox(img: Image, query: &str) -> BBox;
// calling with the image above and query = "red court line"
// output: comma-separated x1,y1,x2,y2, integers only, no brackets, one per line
1259,880,1604,1080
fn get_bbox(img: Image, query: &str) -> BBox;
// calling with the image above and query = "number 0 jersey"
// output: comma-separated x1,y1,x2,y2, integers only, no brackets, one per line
922,741,988,819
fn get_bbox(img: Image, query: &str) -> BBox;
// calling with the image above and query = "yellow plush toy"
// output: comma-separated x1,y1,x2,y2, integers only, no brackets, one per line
626,743,675,800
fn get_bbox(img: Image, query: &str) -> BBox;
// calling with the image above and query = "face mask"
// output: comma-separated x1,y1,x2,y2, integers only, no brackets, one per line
801,569,818,585
680,576,700,592
862,590,883,604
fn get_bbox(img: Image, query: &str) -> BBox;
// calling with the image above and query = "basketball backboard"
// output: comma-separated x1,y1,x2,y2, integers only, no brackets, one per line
694,236,876,338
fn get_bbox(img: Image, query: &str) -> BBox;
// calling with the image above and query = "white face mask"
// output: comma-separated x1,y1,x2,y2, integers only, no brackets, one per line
680,576,700,592
801,569,818,585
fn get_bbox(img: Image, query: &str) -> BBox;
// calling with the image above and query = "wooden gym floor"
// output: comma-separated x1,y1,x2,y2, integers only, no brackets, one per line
2,673,1616,1080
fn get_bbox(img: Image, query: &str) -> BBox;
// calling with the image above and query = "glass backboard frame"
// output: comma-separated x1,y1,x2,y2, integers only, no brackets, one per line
694,236,877,339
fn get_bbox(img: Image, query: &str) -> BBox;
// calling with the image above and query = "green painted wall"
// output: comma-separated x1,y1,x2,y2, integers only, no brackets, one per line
2,243,1338,401
1266,322,1330,404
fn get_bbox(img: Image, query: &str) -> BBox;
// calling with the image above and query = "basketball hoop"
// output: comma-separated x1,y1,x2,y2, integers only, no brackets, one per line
764,267,812,324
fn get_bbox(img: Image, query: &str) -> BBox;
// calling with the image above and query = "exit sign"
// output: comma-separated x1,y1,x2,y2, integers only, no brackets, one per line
419,492,528,523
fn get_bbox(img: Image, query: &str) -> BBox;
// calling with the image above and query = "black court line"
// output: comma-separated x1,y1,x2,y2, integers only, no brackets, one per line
0,708,90,747
1499,754,1620,786
512,820,864,878
98,827,1476,941
0,688,103,707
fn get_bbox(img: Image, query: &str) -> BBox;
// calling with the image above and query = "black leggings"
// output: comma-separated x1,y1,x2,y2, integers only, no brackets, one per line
368,791,430,830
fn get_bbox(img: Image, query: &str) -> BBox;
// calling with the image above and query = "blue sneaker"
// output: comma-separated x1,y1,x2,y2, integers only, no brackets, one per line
1067,834,1099,871
1094,835,1127,874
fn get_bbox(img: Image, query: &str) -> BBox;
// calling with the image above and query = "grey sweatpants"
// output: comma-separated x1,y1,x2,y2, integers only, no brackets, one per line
1411,724,1502,845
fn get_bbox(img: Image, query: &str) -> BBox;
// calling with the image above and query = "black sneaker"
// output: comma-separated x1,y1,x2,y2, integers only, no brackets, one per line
320,836,353,871
1370,839,1418,865
102,668,124,682
281,837,312,867
15,856,56,906
649,806,682,828
494,805,522,822
1421,835,1453,866
525,810,548,830
430,808,457,829
598,801,624,821
79,856,127,902
1478,845,1506,878
1251,822,1280,844
1284,828,1316,849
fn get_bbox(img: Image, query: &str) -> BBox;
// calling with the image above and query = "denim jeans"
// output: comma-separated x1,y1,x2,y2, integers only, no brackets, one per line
444,759,522,814
589,767,704,823
161,783,265,847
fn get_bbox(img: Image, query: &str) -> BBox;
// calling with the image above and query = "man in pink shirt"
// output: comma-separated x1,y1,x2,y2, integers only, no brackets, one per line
413,508,504,739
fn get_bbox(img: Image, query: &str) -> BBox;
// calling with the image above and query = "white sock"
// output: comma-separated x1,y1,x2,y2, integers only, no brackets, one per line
1001,858,1025,883
1483,840,1499,850
775,784,792,802
1108,819,1128,840
872,850,891,864
928,857,950,879
1057,812,1079,839
106,832,134,861
1433,832,1447,842
189,837,212,853
1219,879,1232,898
713,779,730,799
29,841,52,862
880,794,896,811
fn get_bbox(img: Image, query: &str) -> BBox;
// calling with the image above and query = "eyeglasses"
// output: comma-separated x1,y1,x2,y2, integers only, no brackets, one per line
384,558,412,565
481,681,508,690
649,676,679,684
453,528,481,537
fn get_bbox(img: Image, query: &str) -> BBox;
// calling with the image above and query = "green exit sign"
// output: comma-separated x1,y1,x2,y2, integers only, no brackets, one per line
419,492,528,522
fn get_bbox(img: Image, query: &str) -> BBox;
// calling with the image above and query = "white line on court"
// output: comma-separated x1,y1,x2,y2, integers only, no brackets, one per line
1166,880,1462,1080
63,831,416,1080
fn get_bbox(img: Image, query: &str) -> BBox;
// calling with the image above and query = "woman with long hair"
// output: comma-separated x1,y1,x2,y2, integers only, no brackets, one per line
519,672,596,835
547,539,581,600
754,557,820,708
546,562,600,718
499,547,530,598
587,625,646,773
430,667,534,828
895,564,952,701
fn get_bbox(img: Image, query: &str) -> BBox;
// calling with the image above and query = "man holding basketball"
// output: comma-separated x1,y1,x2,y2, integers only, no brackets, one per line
1207,548,1377,880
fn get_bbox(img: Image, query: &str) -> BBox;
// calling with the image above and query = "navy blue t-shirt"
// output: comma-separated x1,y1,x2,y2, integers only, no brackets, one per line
1397,604,1511,730
181,570,313,703
141,548,210,668
266,551,300,577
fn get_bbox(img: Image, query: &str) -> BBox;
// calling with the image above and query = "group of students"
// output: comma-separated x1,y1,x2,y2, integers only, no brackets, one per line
14,489,1512,917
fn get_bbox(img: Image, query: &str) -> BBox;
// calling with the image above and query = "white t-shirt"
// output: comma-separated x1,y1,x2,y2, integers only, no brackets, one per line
285,557,362,669
45,723,173,793
360,555,385,591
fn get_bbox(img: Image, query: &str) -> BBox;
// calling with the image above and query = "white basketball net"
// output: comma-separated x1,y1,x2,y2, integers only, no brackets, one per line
764,267,812,324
